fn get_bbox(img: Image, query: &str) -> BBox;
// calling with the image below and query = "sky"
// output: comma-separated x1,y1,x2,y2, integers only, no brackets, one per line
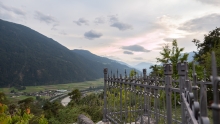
0,0,220,65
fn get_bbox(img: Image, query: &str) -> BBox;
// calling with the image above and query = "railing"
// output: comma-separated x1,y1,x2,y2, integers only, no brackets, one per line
102,52,220,124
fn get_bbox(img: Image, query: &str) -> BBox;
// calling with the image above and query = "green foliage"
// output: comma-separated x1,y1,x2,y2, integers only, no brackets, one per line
192,27,220,64
18,97,34,106
0,92,7,104
43,101,63,118
192,27,220,76
155,39,189,77
0,103,34,124
11,111,34,124
0,112,12,124
188,62,205,80
192,28,220,103
129,69,138,77
42,91,103,123
38,115,48,124
156,40,188,64
149,64,163,76
68,89,82,104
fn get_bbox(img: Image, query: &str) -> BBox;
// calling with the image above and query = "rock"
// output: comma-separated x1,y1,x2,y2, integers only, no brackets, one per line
96,121,111,124
78,114,94,124
136,115,155,124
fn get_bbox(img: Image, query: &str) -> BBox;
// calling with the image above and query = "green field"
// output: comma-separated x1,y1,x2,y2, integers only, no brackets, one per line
0,78,104,101
0,78,104,93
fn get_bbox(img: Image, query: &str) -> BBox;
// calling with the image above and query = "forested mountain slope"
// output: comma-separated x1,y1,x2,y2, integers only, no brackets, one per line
0,19,133,87
72,49,135,75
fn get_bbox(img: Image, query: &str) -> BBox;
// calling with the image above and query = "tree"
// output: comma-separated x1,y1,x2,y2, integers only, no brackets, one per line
35,115,48,124
0,92,7,104
18,97,34,115
129,69,138,77
18,97,34,109
68,89,82,104
0,103,34,124
156,39,188,77
191,28,220,104
192,27,220,64
8,104,17,116
192,27,220,76
149,64,163,76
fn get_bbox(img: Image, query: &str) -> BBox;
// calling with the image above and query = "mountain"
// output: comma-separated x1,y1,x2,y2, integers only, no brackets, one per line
0,19,133,87
180,51,195,62
133,62,153,74
187,51,195,62
114,61,133,68
72,49,137,75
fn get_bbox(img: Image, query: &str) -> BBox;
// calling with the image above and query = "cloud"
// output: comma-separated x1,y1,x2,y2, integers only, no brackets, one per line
163,38,174,42
134,57,144,60
11,8,25,16
0,2,25,16
51,23,59,30
84,30,103,40
35,11,57,24
153,15,177,31
73,18,89,26
123,51,134,55
111,22,133,31
121,45,150,52
108,15,119,23
108,15,133,31
196,0,220,6
152,46,163,51
94,16,105,25
59,31,67,35
178,13,220,32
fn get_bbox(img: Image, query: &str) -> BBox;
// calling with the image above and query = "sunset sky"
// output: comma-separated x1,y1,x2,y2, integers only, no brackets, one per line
1,0,220,65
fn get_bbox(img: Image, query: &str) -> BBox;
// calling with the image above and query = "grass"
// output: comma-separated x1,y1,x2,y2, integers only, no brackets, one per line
0,78,104,101
0,78,104,93
7,96,36,102
25,78,104,92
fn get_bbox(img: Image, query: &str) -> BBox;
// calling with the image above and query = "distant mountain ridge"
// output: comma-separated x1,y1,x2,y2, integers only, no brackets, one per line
133,62,153,74
72,49,138,74
0,19,134,87
187,51,195,62
114,61,133,68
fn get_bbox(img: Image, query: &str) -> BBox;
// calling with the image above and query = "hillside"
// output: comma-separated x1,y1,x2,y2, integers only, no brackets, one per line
0,19,133,87
72,49,136,75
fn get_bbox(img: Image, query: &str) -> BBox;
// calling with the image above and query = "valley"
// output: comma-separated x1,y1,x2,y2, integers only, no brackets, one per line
0,78,104,102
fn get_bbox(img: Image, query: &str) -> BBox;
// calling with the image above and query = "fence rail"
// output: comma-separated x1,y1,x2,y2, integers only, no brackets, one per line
102,52,220,124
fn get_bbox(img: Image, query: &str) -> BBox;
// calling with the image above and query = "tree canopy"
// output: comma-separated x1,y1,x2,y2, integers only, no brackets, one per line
192,27,220,75
154,39,189,77
68,89,82,104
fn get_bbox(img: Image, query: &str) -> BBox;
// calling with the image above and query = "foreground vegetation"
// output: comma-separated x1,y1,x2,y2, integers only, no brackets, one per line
0,89,104,124
0,78,103,103
0,78,104,124
43,89,103,123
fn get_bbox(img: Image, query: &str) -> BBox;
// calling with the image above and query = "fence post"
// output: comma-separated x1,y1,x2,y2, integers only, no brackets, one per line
119,72,122,122
103,68,108,122
177,62,187,124
164,63,173,124
211,52,220,124
143,69,147,116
